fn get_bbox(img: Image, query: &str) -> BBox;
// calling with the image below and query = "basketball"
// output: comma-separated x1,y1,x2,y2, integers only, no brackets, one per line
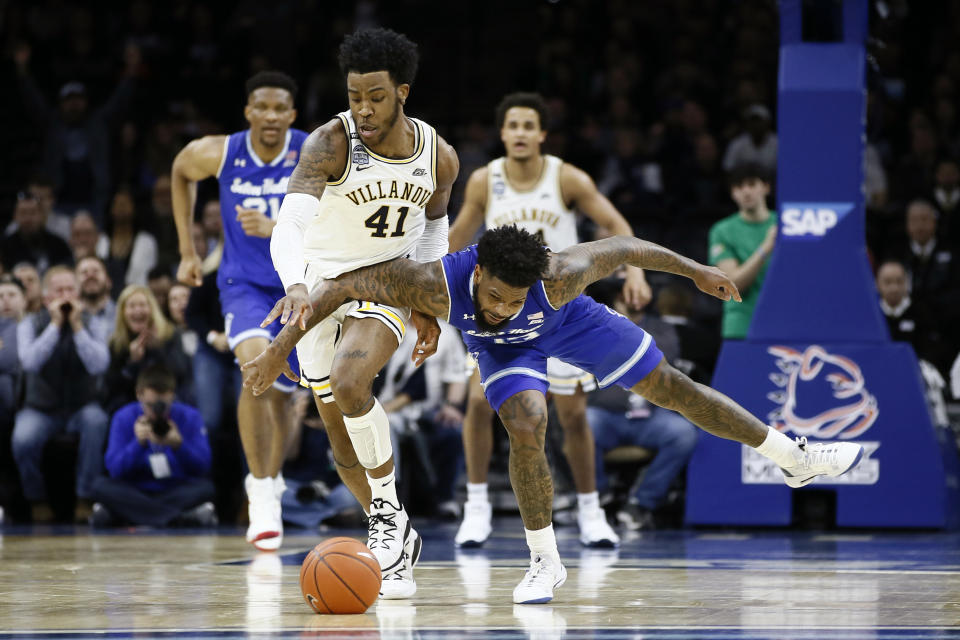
300,537,382,614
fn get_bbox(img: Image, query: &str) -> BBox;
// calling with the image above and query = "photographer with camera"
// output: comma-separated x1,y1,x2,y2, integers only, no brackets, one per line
91,364,215,528
12,265,111,524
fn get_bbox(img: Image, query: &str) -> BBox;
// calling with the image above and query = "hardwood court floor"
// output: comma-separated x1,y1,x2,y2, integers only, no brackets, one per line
1,519,959,639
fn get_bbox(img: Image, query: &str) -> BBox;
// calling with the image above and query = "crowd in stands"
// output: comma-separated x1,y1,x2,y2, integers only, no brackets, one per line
0,0,958,527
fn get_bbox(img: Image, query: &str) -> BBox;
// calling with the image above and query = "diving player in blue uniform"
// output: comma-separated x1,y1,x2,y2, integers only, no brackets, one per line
171,71,307,550
241,225,865,603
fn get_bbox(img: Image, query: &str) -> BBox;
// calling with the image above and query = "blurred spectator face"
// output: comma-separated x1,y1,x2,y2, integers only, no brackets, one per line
28,182,56,217
13,264,41,310
123,290,153,334
76,257,111,302
694,134,718,171
14,197,45,236
60,95,88,125
613,127,640,159
936,160,959,190
731,178,769,212
70,212,100,259
191,223,207,258
0,282,26,320
168,283,189,325
202,200,222,237
43,269,79,304
910,127,936,158
245,87,296,149
745,114,769,140
906,202,937,245
876,262,908,307
148,273,172,314
500,107,546,161
682,101,707,135
110,191,135,226
152,175,173,216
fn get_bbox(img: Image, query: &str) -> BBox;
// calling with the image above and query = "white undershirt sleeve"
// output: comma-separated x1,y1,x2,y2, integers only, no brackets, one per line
271,192,320,290
417,215,449,263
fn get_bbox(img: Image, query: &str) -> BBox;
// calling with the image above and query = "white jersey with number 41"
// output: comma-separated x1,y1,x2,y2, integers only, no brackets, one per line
303,109,439,278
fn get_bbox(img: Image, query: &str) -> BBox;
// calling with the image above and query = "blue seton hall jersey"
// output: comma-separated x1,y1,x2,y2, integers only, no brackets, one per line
439,246,664,411
216,128,308,289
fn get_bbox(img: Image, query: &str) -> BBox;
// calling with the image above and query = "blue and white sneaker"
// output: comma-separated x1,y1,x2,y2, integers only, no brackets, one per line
780,436,864,488
512,552,567,604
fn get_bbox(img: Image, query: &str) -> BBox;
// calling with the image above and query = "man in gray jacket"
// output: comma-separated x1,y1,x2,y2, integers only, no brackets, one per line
12,266,111,523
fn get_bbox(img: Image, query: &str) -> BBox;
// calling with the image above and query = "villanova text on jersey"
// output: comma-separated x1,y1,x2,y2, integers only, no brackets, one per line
302,110,438,279
217,128,309,289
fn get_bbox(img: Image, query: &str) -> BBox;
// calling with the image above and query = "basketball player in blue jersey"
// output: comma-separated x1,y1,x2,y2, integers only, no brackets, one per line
449,92,651,549
268,28,458,598
243,225,865,604
171,71,307,551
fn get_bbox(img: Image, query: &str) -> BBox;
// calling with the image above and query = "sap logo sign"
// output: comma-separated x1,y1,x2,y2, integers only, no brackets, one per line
781,203,854,237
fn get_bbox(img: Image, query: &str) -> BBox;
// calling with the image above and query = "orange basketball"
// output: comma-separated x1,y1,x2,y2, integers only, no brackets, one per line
300,537,382,614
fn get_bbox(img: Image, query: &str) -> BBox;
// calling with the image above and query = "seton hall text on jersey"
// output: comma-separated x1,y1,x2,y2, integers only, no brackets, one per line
492,208,561,229
229,176,290,196
343,180,433,208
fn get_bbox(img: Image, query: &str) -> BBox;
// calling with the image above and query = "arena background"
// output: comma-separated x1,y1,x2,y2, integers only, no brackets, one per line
2,1,960,638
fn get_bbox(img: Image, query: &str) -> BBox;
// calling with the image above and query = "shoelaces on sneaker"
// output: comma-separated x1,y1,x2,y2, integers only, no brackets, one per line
367,498,399,550
794,436,842,470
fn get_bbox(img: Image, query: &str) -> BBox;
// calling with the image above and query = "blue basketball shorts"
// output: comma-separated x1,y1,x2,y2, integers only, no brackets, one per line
220,279,299,392
468,305,664,412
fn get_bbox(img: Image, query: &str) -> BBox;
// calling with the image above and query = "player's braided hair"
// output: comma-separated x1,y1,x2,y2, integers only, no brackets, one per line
476,226,549,289
245,71,298,100
495,92,549,130
338,28,419,86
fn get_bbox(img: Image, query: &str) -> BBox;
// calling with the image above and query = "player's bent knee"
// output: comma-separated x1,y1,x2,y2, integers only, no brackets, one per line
342,399,393,469
330,377,374,415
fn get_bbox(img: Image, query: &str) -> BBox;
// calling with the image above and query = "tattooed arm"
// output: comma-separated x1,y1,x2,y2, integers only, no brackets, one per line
543,237,743,308
270,120,349,326
244,258,451,390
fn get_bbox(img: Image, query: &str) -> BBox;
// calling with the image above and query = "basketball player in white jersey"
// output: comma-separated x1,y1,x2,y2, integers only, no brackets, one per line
269,28,458,599
448,92,651,548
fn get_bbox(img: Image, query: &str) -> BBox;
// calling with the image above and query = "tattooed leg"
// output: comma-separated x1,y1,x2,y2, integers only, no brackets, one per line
631,359,768,447
498,390,554,531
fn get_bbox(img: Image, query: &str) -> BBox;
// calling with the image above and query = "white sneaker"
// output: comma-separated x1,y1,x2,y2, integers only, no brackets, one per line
379,527,421,600
367,498,411,574
245,475,282,551
780,437,864,488
512,552,567,604
455,500,492,548
577,507,619,548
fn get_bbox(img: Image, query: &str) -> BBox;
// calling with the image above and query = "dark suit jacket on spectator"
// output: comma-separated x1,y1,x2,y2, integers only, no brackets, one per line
103,329,193,413
1,229,72,273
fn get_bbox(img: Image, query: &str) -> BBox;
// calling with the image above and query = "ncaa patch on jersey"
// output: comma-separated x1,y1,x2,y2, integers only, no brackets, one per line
352,144,370,166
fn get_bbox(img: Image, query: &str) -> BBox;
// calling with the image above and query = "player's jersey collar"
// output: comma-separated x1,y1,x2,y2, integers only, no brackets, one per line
244,129,292,167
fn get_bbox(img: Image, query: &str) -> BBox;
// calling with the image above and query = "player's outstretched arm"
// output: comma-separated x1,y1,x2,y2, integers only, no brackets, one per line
171,135,225,286
243,259,450,395
560,164,651,309
543,237,743,308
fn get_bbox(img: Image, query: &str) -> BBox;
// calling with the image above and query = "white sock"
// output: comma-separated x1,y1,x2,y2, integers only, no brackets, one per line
577,491,600,513
525,524,559,559
466,482,488,504
754,426,800,468
368,469,399,506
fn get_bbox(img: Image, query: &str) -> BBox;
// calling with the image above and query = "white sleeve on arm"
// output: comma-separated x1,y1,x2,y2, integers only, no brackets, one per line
271,193,319,290
417,215,449,263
